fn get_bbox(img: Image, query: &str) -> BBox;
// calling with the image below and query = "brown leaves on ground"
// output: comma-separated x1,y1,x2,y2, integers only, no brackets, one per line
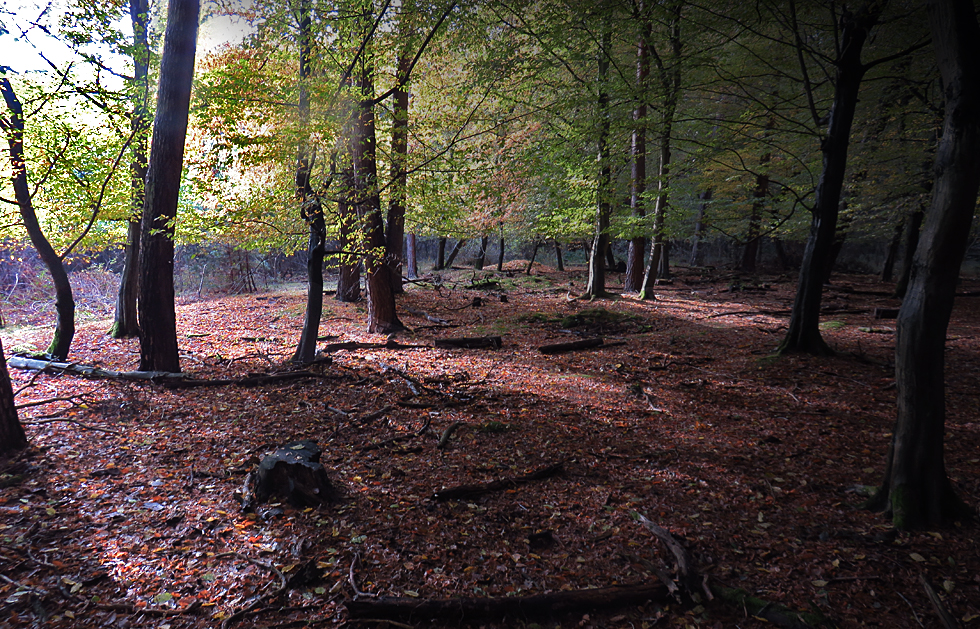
1,265,978,628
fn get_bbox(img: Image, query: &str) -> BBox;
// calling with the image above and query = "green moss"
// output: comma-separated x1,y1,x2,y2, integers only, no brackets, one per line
818,320,845,330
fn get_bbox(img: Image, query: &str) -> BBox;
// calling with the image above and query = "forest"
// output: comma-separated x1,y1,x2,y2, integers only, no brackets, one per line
1,0,979,627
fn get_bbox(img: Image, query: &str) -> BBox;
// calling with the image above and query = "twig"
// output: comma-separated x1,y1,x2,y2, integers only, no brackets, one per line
897,591,925,628
21,417,122,435
214,552,287,629
919,574,958,629
346,619,415,629
12,367,46,397
349,553,377,599
437,421,467,449
827,575,881,583
15,393,88,409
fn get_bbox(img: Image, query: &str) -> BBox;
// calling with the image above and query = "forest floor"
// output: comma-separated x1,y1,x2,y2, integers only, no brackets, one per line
1,263,979,629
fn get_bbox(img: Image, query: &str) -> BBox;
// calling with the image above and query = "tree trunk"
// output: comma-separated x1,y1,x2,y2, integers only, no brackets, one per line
1,79,76,361
625,2,651,294
496,236,505,271
137,0,198,372
823,203,851,284
780,2,885,355
443,239,467,268
353,25,403,335
690,189,711,266
386,51,410,294
880,215,904,282
894,206,923,298
583,18,613,299
292,0,325,364
406,233,419,279
336,165,362,302
554,242,564,272
0,337,27,456
740,175,768,273
525,241,540,275
868,0,980,530
639,4,681,300
434,237,446,270
111,0,151,339
474,235,489,270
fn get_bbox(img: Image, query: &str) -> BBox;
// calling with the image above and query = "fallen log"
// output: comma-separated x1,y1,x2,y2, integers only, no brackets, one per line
344,582,669,622
8,356,322,388
538,338,604,354
321,339,427,353
433,336,502,350
433,462,564,501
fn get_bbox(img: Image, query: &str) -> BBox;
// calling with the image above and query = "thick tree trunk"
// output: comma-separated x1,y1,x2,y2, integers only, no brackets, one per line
353,36,403,335
137,0,199,372
386,51,410,294
406,233,419,279
0,337,27,456
626,3,651,294
1,79,76,361
336,166,362,302
780,3,885,355
584,21,613,299
111,0,151,339
894,206,923,298
869,0,980,530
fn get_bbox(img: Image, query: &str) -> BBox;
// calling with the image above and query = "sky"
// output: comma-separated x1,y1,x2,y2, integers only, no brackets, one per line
0,1,253,77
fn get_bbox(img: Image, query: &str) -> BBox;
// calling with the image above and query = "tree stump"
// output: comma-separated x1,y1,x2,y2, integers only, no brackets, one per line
252,440,338,507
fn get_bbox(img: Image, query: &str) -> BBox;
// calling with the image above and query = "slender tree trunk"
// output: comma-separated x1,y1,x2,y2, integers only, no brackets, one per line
554,242,564,272
625,3,651,293
474,235,489,270
435,237,446,270
406,233,418,279
1,79,75,361
880,215,905,282
773,238,791,270
292,0,326,363
496,237,505,271
525,241,540,275
894,206,923,298
741,174,768,273
639,4,682,300
823,204,851,283
584,17,613,299
336,165,362,302
779,2,885,355
690,189,710,266
111,0,151,339
0,337,27,456
353,29,403,334
386,51,410,294
443,239,467,268
868,0,980,529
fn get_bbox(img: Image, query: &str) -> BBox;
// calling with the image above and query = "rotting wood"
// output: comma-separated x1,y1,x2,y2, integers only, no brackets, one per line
633,512,702,596
433,462,564,500
321,339,427,352
433,336,503,349
344,582,670,622
539,338,604,354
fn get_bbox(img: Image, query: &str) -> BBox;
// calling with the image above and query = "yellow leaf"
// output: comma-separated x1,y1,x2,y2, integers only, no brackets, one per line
811,580,828,587
910,553,926,562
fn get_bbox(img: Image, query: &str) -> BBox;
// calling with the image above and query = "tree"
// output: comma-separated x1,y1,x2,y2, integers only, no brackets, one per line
138,0,200,372
1,75,76,361
867,0,980,529
779,0,893,355
111,0,153,339
0,336,27,456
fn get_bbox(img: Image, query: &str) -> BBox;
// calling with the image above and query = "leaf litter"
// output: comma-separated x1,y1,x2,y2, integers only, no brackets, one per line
1,265,979,628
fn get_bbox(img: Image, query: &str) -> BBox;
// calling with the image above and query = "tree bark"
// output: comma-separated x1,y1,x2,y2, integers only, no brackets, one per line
625,2,651,293
353,23,403,334
474,235,489,270
386,50,411,294
554,242,564,272
406,233,419,279
496,236,505,271
443,239,467,268
1,78,76,361
689,189,710,266
434,237,446,270
335,165,362,302
779,2,886,355
880,214,905,282
292,0,326,364
137,0,199,372
111,0,151,339
868,0,980,530
894,205,923,298
740,175,768,273
583,16,613,299
0,337,27,456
